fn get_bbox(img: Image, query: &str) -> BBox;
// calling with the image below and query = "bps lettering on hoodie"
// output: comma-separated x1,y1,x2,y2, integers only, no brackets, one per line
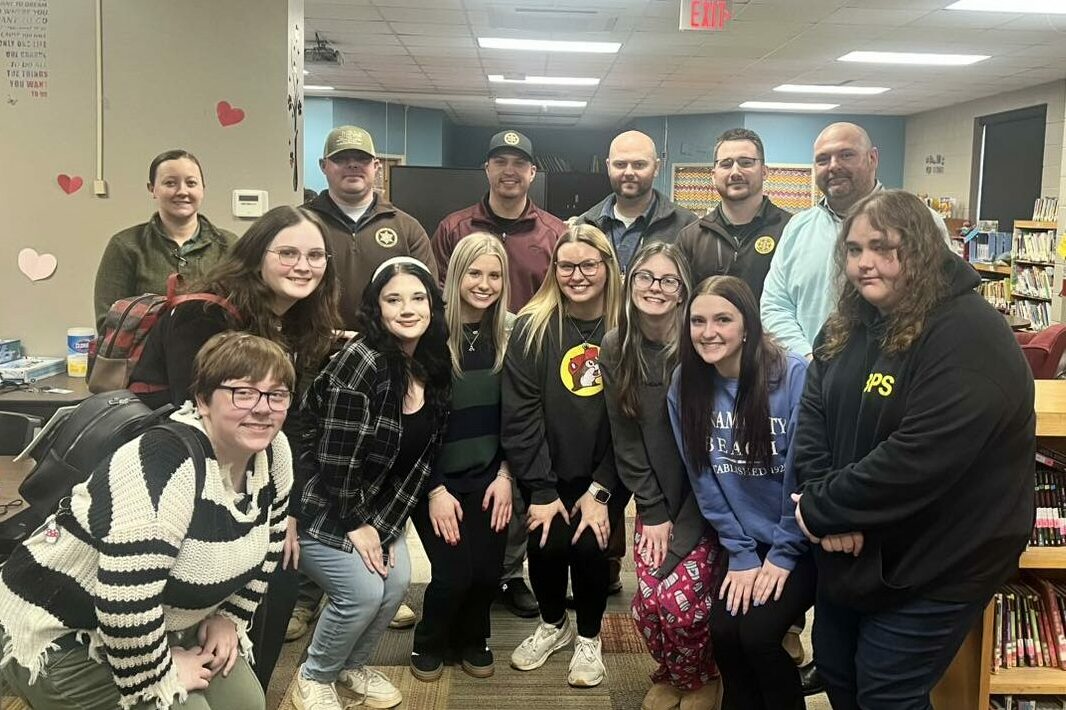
863,372,896,397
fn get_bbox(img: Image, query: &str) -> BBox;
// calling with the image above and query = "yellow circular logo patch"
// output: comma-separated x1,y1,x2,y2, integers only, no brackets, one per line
754,235,776,255
559,343,603,397
504,131,521,146
375,228,398,248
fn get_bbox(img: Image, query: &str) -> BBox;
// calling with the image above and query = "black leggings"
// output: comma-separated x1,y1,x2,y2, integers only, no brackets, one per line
523,478,627,638
710,546,816,710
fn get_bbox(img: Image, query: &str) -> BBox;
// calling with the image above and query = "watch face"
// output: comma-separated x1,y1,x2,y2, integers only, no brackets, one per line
595,489,611,504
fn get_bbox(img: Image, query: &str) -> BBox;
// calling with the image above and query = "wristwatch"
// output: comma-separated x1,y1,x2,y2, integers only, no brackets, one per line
589,482,611,505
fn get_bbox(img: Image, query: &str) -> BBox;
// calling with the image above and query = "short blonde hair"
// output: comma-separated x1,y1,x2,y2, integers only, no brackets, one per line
191,332,296,403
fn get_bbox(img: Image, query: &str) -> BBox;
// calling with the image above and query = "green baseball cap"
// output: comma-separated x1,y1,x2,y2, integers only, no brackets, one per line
323,125,377,159
487,130,534,163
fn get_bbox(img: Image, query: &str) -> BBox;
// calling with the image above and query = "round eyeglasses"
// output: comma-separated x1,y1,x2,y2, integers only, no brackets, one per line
555,259,604,278
217,386,292,412
631,270,682,295
267,247,331,269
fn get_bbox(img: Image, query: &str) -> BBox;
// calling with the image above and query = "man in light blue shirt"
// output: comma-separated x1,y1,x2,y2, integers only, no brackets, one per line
760,122,948,358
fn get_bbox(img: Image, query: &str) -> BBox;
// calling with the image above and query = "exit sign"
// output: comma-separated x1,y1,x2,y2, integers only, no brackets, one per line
680,0,733,31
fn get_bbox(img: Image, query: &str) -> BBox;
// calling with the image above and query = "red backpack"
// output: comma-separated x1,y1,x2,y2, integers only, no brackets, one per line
86,274,241,394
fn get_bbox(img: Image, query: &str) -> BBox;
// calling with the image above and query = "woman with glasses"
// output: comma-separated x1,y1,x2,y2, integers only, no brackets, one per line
94,149,237,331
502,223,625,689
669,275,814,710
409,234,514,682
128,204,341,689
599,243,722,710
291,257,451,710
0,332,295,710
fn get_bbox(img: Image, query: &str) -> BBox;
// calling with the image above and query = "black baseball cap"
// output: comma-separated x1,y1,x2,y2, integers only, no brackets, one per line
487,130,534,163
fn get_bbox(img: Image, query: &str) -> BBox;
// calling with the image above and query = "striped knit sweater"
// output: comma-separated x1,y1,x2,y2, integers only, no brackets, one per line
0,406,292,709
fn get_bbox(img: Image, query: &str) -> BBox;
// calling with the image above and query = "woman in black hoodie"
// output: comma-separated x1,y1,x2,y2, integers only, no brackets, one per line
792,189,1034,710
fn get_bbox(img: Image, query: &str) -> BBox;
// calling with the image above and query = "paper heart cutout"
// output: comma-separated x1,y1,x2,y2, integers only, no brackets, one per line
216,101,245,127
57,174,83,194
18,247,58,282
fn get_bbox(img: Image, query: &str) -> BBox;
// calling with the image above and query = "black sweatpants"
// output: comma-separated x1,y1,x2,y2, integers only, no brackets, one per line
411,482,508,655
249,560,301,689
524,478,627,639
710,546,816,710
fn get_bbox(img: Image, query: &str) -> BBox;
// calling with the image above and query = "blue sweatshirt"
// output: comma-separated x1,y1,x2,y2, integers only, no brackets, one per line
667,351,809,572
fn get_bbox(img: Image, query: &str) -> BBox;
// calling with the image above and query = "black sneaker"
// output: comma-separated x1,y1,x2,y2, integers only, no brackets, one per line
498,578,540,618
410,651,444,682
461,645,495,678
799,661,826,696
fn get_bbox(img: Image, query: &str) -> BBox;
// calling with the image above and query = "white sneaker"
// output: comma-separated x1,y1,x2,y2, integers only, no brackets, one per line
337,666,403,709
510,615,575,671
568,635,605,687
388,602,417,629
290,665,345,710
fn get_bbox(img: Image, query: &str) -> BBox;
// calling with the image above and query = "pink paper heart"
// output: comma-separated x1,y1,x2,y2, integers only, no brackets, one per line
57,174,83,194
18,247,58,281
216,100,245,127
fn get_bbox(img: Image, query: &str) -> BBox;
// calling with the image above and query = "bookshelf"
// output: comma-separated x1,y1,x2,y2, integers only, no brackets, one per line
1010,220,1059,330
933,380,1066,709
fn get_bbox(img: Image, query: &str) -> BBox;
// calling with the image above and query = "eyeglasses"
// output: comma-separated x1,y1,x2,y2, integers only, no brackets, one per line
267,247,330,269
0,498,23,516
714,157,761,171
631,270,682,295
555,259,604,277
217,385,292,412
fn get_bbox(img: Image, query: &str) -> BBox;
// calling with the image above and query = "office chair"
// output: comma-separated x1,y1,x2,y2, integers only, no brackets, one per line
0,411,41,456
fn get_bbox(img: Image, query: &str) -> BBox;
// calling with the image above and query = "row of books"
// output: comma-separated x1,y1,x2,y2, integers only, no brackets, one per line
991,577,1066,671
1013,299,1052,330
1035,197,1060,223
968,230,1013,263
980,278,1010,311
1015,230,1057,265
1014,266,1055,301
993,697,1066,710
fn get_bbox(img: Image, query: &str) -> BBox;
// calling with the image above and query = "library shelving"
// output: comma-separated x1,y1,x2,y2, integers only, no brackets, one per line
1011,221,1059,330
933,381,1066,709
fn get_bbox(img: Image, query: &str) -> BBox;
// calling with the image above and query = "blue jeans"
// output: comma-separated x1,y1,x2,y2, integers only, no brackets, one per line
298,532,411,683
813,593,986,710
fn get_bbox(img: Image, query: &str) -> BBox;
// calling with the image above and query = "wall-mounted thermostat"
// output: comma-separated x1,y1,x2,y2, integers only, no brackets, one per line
232,189,269,218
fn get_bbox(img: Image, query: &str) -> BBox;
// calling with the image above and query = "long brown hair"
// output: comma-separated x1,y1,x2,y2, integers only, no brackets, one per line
818,189,949,360
613,242,692,418
188,206,341,369
678,275,785,473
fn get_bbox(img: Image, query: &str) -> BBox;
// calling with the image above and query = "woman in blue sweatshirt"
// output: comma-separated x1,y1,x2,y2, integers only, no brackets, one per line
668,274,813,710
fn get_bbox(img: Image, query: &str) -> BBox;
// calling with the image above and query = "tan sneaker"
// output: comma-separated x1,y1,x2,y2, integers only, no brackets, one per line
290,665,345,710
286,604,317,642
388,602,417,629
642,681,683,710
337,665,403,709
510,615,575,671
567,635,605,687
679,679,723,710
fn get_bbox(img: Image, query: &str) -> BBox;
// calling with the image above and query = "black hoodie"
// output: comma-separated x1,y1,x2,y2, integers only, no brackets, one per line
795,253,1035,611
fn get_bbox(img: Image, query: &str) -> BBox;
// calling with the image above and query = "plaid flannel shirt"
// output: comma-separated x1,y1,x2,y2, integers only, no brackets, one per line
298,338,443,551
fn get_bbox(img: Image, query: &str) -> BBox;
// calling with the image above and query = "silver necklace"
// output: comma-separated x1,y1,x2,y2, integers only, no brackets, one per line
566,314,603,348
463,325,481,352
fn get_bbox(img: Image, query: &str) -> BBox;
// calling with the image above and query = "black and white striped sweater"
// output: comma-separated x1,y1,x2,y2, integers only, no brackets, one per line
0,407,292,709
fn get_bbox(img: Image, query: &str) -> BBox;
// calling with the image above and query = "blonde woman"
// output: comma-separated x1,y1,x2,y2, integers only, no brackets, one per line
410,234,515,681
502,223,625,688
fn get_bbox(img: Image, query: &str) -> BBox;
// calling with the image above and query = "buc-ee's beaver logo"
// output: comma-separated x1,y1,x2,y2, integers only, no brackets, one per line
375,228,398,248
560,344,603,397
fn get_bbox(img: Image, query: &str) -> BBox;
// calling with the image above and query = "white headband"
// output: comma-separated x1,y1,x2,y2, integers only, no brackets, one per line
371,256,432,282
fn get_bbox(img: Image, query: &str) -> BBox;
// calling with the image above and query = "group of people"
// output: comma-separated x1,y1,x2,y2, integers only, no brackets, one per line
0,119,1037,710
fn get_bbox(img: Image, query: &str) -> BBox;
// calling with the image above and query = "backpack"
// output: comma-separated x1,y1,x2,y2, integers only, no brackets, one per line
87,273,241,394
0,390,204,555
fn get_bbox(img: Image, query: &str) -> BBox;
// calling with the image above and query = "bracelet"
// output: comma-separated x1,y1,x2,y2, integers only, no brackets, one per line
496,471,513,481
428,486,447,499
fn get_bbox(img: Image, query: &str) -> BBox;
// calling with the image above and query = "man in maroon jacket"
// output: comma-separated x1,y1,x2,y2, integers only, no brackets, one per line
431,130,566,313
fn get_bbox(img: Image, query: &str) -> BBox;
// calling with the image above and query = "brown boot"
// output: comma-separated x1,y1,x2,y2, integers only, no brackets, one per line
641,682,683,710
679,679,723,710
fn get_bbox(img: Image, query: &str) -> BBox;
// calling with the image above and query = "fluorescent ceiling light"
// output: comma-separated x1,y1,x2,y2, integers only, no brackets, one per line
838,51,989,66
774,84,890,95
947,0,1066,12
478,37,621,53
495,98,587,108
740,101,839,111
305,85,335,91
488,74,600,86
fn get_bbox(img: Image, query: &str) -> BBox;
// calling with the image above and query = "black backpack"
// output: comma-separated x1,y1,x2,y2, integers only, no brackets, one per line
0,389,204,553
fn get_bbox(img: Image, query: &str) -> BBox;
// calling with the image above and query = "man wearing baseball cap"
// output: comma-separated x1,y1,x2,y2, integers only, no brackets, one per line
431,129,566,313
305,125,437,327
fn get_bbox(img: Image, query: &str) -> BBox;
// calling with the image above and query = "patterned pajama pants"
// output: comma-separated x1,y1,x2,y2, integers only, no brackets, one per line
630,518,722,691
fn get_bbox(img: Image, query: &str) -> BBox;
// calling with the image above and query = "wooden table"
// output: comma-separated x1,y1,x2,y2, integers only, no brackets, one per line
0,374,90,421
0,455,34,524
1005,314,1032,331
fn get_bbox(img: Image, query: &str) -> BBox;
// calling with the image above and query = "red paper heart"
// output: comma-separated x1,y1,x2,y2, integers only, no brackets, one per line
216,101,245,127
57,174,83,194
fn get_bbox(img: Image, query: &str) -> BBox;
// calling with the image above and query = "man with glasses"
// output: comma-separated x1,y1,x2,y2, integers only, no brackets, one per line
306,125,437,328
760,122,949,359
431,130,565,313
678,128,792,302
577,130,697,274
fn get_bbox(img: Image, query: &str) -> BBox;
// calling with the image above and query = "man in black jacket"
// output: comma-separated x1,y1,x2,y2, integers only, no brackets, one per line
577,130,698,275
678,127,792,301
